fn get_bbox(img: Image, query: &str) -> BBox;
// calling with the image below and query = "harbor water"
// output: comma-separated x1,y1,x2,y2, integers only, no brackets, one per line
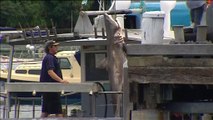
0,81,82,119
0,104,81,119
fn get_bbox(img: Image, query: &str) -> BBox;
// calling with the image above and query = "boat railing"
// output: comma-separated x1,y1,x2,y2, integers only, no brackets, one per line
2,82,96,118
11,96,41,118
3,82,126,118
0,92,7,119
1,91,81,119
22,27,57,42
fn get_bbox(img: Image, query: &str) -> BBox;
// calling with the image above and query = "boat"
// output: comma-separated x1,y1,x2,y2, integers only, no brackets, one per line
0,51,81,83
0,55,34,63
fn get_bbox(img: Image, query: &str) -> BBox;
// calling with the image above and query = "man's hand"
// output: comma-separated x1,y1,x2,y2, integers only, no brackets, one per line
60,79,70,84
48,70,70,84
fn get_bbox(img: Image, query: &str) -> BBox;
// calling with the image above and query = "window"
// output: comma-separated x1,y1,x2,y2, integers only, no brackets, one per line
85,53,108,81
28,69,41,75
58,58,71,69
124,15,137,29
15,70,27,74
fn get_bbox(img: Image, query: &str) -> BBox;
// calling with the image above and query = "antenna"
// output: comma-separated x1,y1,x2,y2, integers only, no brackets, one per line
19,22,23,30
51,19,57,38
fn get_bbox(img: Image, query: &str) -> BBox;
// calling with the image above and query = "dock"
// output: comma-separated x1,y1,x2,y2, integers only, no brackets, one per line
1,7,213,119
2,42,213,119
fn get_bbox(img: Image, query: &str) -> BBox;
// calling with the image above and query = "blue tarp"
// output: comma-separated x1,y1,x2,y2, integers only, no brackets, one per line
26,31,48,37
127,1,191,28
145,1,191,26
0,34,3,43
0,27,17,43
0,27,16,31
74,50,81,66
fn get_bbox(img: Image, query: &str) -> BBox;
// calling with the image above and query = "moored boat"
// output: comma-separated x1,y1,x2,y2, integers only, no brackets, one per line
0,51,81,83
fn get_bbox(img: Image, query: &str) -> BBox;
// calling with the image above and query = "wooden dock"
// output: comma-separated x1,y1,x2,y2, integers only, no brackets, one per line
126,43,213,119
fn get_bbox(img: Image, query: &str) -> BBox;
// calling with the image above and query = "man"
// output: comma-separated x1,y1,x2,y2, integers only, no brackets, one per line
40,40,69,117
187,0,207,31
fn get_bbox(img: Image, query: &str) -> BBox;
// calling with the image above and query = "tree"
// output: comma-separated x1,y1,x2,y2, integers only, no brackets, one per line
0,0,96,30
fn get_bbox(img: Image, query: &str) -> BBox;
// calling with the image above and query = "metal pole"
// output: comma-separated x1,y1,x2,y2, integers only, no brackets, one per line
32,99,35,118
123,65,130,120
17,100,20,118
0,82,6,119
3,96,6,118
14,97,18,118
65,96,68,117
7,45,14,84
5,44,15,118
71,11,73,33
92,95,96,117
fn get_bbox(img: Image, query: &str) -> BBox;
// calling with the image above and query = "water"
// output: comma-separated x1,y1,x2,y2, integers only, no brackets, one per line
0,104,81,119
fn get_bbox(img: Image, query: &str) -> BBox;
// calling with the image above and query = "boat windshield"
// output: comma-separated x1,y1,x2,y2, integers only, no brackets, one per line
58,58,72,69
0,63,21,71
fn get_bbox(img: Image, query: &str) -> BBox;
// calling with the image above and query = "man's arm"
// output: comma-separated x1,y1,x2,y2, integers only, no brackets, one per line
48,70,69,83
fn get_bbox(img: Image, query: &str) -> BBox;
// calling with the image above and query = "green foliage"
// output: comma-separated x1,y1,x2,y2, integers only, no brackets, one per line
0,0,42,28
0,0,93,29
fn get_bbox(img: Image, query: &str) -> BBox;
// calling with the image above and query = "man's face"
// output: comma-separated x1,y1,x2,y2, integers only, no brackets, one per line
49,45,58,54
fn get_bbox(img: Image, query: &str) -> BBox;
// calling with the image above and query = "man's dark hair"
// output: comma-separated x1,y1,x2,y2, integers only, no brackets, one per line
44,40,59,53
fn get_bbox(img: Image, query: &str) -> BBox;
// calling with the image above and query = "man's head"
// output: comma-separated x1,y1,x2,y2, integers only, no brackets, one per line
44,40,59,54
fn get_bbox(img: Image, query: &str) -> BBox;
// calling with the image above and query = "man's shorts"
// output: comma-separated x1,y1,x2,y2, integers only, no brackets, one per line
41,92,62,114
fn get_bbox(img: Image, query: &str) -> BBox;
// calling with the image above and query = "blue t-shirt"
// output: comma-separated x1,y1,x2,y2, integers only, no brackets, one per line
40,53,62,82
187,0,206,9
